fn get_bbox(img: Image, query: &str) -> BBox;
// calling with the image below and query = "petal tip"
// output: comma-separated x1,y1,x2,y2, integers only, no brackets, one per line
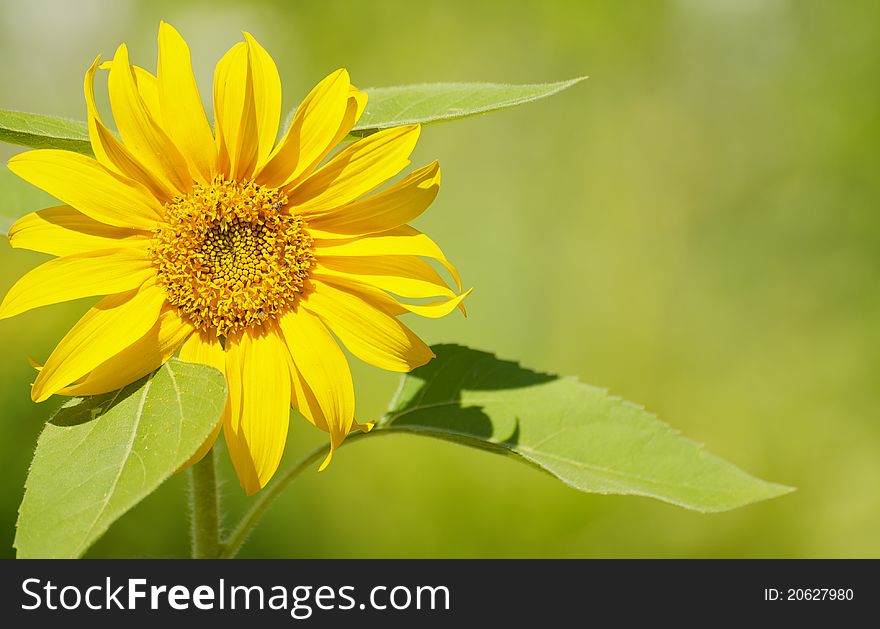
6,151,26,168
158,20,182,41
458,287,475,316
243,482,261,497
30,382,50,404
318,448,334,471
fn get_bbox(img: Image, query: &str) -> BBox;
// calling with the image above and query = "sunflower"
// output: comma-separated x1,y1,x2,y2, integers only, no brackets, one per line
0,22,469,494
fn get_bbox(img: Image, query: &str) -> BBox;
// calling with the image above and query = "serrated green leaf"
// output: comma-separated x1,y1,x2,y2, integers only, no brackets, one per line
378,344,792,512
349,78,586,136
0,108,92,155
14,359,226,558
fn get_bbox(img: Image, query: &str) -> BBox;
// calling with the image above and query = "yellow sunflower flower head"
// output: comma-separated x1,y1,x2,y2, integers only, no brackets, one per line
0,22,470,494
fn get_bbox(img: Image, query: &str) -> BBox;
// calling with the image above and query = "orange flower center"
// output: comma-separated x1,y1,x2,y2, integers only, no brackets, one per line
151,176,314,336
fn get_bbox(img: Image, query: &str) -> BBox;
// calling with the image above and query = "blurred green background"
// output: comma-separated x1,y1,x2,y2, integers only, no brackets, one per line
1,0,878,558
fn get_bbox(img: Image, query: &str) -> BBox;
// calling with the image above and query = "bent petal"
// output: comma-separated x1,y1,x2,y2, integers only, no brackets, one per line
7,150,163,230
97,60,163,123
107,43,193,194
302,279,434,373
278,306,355,467
314,255,457,300
284,84,368,194
0,248,155,320
313,224,462,291
133,66,162,123
60,306,193,396
222,325,292,494
288,124,420,214
324,85,368,149
306,161,441,236
85,56,178,202
346,85,368,129
7,205,151,257
317,274,472,319
256,69,351,187
31,280,167,402
157,21,216,184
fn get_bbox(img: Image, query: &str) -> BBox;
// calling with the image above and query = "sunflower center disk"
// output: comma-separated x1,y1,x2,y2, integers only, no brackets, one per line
152,176,314,337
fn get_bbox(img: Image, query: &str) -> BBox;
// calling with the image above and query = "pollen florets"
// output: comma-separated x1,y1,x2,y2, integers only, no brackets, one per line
152,176,314,336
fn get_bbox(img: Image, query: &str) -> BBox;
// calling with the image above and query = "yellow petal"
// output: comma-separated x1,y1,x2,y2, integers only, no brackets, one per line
284,84,367,192
352,419,374,434
348,85,368,125
315,255,456,300
288,365,325,431
276,84,367,197
8,205,151,257
255,69,351,187
395,289,472,318
222,325,292,494
243,32,281,165
60,306,193,396
213,42,259,181
0,248,155,320
290,366,334,471
158,21,216,184
320,274,472,319
179,329,226,372
99,59,161,119
306,161,440,236
177,331,227,469
288,124,420,214
314,224,462,291
7,150,163,230
278,306,355,466
98,60,163,122
108,43,192,194
31,280,167,402
302,279,434,373
134,67,162,123
85,56,177,202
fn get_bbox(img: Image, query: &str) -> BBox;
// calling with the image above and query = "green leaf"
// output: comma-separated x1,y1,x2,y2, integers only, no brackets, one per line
0,108,92,155
14,359,226,558
378,345,792,512
0,79,585,155
350,78,585,136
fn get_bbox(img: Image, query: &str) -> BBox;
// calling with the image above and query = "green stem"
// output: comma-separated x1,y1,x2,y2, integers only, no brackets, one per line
219,430,385,559
189,446,221,559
